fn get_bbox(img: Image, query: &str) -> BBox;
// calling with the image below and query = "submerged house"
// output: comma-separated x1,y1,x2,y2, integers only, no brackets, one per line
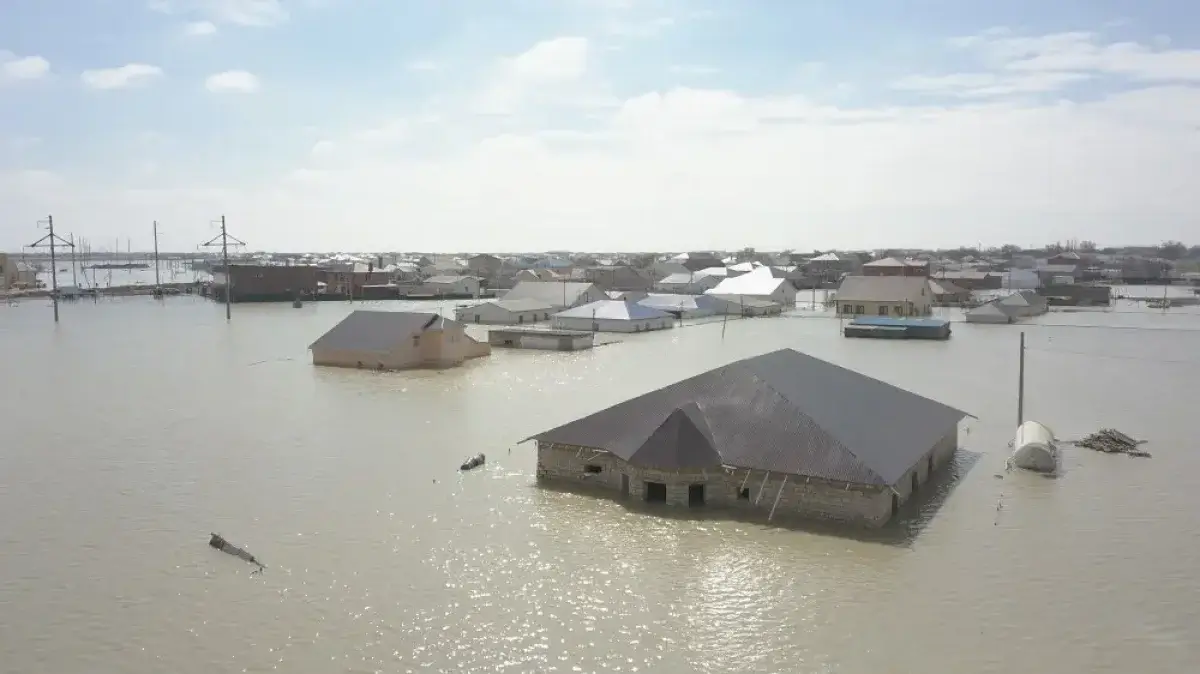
655,272,721,295
309,310,490,370
551,300,675,333
531,349,969,528
705,267,797,306
834,275,933,317
454,298,553,325
503,280,607,310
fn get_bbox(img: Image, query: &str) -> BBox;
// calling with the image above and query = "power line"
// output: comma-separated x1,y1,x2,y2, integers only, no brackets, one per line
1024,346,1200,366
200,215,246,322
24,214,74,323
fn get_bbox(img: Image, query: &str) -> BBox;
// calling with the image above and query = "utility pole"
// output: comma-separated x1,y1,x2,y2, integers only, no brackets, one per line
200,215,245,321
152,221,162,298
68,233,79,288
1016,331,1026,427
26,215,74,323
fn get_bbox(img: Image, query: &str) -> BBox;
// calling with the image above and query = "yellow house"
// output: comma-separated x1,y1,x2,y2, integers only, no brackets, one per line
835,276,933,317
309,311,490,371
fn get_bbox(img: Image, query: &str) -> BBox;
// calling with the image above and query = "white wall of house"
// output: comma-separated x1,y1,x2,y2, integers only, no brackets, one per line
455,301,552,325
552,315,675,333
426,277,480,296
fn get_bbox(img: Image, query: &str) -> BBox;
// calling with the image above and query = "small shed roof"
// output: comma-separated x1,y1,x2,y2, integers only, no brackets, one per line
928,279,968,296
637,294,722,312
530,348,969,485
309,311,448,352
850,316,950,329
555,300,672,321
426,275,477,284
658,272,699,285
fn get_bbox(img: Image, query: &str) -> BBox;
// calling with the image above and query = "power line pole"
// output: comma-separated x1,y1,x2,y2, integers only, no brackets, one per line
200,215,245,321
26,215,74,323
152,221,162,298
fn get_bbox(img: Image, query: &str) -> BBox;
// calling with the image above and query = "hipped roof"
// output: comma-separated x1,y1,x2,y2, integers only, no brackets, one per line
530,348,969,486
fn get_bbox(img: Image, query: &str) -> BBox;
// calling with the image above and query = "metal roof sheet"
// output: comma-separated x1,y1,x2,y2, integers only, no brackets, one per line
308,311,449,352
531,348,968,486
554,300,672,320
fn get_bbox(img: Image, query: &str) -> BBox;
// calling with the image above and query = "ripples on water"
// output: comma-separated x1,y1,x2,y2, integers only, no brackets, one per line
1,295,1199,673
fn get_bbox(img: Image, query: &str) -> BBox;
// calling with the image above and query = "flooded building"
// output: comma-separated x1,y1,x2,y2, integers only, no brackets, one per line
551,300,674,333
503,280,608,310
455,298,554,325
834,276,933,317
532,349,968,527
705,267,797,306
309,311,490,370
212,264,320,302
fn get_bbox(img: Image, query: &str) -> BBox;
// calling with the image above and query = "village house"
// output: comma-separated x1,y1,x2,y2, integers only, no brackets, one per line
932,270,1001,290
0,254,39,290
551,300,675,333
212,264,321,302
655,272,722,295
584,265,655,292
466,254,504,278
531,348,969,527
419,255,467,277
606,290,649,303
503,280,607,310
834,276,933,317
636,293,727,318
514,268,563,283
454,298,554,325
928,278,972,306
668,252,725,272
1034,264,1079,286
422,275,481,298
705,267,797,306
309,310,489,370
862,257,930,277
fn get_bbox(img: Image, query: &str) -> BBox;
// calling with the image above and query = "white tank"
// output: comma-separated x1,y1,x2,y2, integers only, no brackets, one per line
1011,420,1059,473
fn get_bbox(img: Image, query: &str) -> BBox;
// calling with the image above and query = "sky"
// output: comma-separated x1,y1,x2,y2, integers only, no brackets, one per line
2,0,1199,253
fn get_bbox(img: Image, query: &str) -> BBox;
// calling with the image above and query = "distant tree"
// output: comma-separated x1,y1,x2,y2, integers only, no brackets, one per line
1158,240,1187,260
1078,240,1097,253
999,244,1020,256
1189,245,1200,259
1045,242,1065,254
629,253,656,269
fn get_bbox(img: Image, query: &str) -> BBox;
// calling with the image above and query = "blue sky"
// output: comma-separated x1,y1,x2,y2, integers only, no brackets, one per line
2,0,1199,252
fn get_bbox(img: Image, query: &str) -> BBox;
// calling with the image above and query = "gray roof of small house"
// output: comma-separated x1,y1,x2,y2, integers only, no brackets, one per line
836,276,930,303
928,279,968,296
490,298,554,312
506,280,597,305
530,348,968,486
658,272,703,285
555,300,671,320
426,275,477,284
309,311,452,352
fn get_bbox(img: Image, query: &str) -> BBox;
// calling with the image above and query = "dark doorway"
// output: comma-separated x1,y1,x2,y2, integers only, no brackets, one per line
928,454,935,475
621,474,630,497
645,481,667,503
911,472,919,493
688,484,705,507
892,493,900,514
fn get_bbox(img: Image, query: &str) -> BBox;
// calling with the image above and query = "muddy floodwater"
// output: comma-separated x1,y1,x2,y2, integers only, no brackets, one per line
2,294,1198,673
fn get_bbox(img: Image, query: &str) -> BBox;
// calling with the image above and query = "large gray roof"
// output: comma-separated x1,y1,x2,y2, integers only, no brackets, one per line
530,348,968,486
308,311,450,352
836,275,931,303
505,280,597,305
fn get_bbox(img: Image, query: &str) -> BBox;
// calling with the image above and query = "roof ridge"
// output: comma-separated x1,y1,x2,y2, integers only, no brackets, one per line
734,352,888,485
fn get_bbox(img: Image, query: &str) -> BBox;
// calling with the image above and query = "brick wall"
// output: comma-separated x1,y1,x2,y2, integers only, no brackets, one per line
535,438,965,528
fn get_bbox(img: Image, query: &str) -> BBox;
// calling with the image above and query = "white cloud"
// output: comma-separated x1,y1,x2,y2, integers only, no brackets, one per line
7,29,1200,251
184,20,218,36
205,70,260,93
81,64,164,90
150,0,287,27
475,37,595,114
1,53,50,81
950,29,1200,81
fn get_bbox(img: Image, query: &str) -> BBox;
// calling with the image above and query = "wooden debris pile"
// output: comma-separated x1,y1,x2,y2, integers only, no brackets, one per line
1074,429,1151,458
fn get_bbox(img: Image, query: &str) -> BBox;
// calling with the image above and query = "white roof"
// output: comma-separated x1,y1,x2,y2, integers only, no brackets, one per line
694,266,729,278
489,298,554,312
505,280,597,305
705,267,787,296
426,275,476,284
727,261,762,272
555,300,672,320
810,252,840,262
637,294,723,312
658,272,701,284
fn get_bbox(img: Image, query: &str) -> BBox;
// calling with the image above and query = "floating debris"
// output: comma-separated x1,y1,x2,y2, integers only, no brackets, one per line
209,533,266,573
1073,429,1151,458
460,453,486,471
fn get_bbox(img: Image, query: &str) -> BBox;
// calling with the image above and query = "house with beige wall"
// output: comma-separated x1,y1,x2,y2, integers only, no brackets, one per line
834,276,933,317
0,254,39,290
309,311,490,371
530,348,968,528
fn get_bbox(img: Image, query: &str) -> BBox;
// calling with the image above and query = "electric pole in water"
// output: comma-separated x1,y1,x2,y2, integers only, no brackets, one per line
200,215,245,321
26,215,74,323
152,221,162,298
